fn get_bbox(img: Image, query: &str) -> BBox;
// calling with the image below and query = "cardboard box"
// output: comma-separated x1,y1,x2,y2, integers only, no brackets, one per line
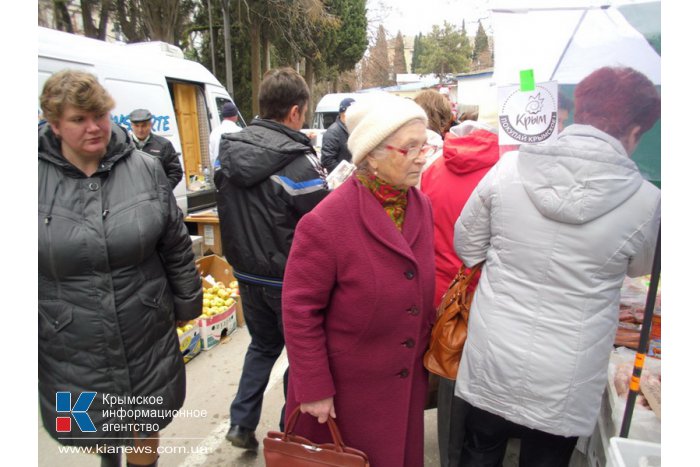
185,209,222,256
196,255,235,285
196,255,246,328
178,325,202,363
198,305,236,350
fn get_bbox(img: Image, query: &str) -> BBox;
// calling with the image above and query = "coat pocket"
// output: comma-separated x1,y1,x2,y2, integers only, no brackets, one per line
38,301,73,340
138,279,174,322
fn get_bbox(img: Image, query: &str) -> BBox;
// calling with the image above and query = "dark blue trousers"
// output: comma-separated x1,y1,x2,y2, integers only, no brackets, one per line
457,400,578,467
229,282,288,432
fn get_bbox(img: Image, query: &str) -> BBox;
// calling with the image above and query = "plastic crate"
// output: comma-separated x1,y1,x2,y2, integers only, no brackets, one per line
608,437,660,467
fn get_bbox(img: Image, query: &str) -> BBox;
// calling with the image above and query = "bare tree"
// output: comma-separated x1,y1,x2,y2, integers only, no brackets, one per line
221,0,233,96
52,0,75,33
141,0,181,44
207,0,217,76
80,0,111,40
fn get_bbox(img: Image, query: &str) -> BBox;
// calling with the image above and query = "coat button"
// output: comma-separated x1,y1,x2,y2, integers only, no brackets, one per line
404,270,415,280
88,182,99,191
407,306,419,316
398,369,409,378
402,338,415,348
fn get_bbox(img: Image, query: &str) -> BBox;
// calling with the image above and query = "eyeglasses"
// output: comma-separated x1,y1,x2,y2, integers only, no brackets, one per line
383,143,438,160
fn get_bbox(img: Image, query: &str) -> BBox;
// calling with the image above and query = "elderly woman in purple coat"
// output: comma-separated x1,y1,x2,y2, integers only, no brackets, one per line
282,94,438,467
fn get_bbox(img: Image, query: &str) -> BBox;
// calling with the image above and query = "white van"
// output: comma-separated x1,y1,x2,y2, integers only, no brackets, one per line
311,92,360,130
38,26,243,214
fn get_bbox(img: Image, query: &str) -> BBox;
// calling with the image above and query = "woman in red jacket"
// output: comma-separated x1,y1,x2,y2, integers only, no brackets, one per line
420,115,500,467
282,95,437,467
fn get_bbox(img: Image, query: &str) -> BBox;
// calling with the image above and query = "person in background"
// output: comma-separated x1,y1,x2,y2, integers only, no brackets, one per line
557,91,574,133
282,95,437,467
215,67,329,451
414,89,453,172
209,101,242,169
320,97,355,174
128,108,183,190
39,69,203,467
456,104,480,125
420,108,500,466
453,66,661,466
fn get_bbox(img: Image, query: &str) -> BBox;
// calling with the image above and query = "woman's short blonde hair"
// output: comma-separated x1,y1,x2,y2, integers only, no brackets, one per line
413,89,452,135
40,69,115,124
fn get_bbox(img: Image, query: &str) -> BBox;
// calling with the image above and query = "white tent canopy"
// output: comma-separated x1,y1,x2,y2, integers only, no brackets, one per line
490,0,660,86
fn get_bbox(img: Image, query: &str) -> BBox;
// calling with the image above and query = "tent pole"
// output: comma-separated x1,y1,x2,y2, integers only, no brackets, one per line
619,224,661,438
549,9,589,81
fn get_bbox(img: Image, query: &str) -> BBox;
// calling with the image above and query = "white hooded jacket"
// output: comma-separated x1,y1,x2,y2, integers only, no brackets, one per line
453,124,660,437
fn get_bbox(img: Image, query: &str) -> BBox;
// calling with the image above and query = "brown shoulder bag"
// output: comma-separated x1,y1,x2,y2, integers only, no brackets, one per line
423,262,483,380
263,406,370,466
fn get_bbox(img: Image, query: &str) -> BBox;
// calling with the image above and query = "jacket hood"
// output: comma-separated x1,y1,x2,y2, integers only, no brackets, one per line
219,119,314,187
38,122,134,177
518,124,644,225
442,123,499,175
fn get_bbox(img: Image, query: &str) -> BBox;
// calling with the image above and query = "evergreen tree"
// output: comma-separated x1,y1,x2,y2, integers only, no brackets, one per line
411,33,423,73
415,21,471,78
393,31,408,75
473,20,493,69
364,25,392,88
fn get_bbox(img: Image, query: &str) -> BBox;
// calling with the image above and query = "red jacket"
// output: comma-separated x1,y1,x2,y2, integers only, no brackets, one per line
421,126,499,308
283,176,435,467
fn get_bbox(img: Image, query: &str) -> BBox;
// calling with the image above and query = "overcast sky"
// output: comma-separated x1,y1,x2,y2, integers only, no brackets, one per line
365,0,494,38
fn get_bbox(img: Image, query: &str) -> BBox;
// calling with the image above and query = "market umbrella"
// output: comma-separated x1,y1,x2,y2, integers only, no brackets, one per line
490,0,660,85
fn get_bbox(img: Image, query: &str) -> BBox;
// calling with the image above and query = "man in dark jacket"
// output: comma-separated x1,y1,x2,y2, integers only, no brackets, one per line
215,67,329,450
320,97,355,174
129,108,184,190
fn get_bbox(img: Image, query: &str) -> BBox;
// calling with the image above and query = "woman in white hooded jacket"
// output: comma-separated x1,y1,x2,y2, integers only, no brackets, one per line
452,67,660,466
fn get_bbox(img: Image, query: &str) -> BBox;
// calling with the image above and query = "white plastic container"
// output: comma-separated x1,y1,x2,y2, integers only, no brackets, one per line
608,437,661,467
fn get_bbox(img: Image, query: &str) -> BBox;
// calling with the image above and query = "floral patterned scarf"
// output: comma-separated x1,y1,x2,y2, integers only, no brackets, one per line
356,171,408,231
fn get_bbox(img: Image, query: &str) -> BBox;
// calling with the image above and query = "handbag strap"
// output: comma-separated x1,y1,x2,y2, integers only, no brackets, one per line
284,406,347,453
457,261,483,306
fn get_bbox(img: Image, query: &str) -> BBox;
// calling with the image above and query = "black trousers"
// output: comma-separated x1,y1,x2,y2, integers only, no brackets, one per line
229,282,288,432
455,400,578,467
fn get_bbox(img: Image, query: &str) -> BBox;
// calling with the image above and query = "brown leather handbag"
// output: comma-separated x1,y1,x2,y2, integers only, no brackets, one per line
423,262,483,380
263,406,370,466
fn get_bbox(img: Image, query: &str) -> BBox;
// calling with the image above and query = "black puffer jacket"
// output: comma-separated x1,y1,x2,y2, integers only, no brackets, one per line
137,133,184,190
215,119,329,286
320,117,352,173
38,123,202,447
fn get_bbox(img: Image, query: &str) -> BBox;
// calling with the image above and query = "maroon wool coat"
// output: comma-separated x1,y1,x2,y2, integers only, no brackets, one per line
282,176,436,467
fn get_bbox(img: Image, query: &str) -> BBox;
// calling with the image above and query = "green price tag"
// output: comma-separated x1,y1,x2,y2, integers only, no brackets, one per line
520,69,535,92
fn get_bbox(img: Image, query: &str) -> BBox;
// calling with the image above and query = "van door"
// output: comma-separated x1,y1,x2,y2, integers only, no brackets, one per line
173,83,205,183
171,81,217,212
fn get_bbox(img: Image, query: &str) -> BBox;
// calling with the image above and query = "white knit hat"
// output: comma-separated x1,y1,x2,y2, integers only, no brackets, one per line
346,94,428,166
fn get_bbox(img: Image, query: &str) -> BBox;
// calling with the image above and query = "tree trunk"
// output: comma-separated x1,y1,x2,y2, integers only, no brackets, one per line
221,0,233,96
262,32,271,75
54,0,74,33
97,0,110,40
304,59,315,126
207,0,216,76
81,0,97,38
250,17,262,118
